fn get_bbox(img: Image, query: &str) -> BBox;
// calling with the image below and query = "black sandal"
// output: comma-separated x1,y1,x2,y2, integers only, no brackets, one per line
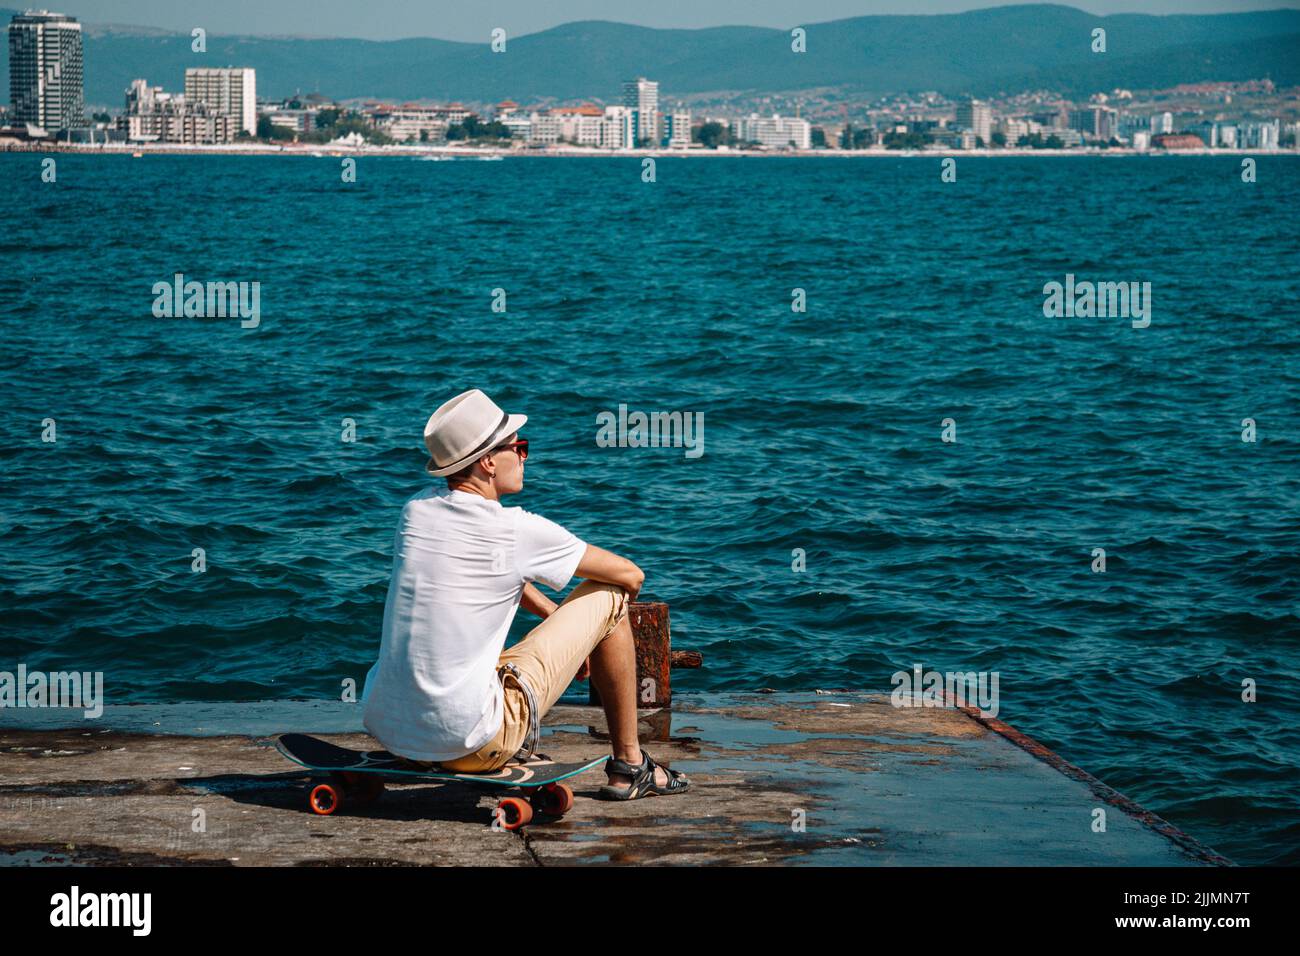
598,749,690,800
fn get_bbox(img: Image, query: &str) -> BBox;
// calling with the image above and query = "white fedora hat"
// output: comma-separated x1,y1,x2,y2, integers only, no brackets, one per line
424,389,527,477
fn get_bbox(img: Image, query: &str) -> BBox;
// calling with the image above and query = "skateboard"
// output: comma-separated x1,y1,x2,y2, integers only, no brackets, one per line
275,733,606,829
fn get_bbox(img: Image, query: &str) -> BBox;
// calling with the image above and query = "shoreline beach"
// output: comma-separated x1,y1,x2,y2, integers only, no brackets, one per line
3,141,1295,159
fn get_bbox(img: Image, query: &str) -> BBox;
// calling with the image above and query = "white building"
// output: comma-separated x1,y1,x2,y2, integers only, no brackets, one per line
370,104,471,142
125,78,168,115
264,108,318,134
933,129,976,149
1240,119,1280,149
384,108,445,142
1150,111,1174,134
184,67,256,135
733,113,811,149
550,105,605,146
501,114,531,140
622,77,659,146
954,99,992,143
387,112,446,142
528,112,561,144
663,109,691,148
998,117,1029,146
126,109,234,144
120,77,235,143
601,105,635,149
1070,106,1119,141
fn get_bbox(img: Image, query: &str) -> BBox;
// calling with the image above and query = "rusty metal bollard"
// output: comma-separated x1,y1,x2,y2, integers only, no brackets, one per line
588,601,699,708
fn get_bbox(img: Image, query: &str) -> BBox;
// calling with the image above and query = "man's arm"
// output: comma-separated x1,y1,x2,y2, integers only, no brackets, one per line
573,544,644,681
519,544,642,620
574,544,644,601
521,582,557,619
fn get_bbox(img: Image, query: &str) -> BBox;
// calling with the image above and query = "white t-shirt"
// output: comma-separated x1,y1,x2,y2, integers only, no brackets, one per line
360,487,587,761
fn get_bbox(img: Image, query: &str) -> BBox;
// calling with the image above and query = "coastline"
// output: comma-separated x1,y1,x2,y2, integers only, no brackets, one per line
3,140,1295,159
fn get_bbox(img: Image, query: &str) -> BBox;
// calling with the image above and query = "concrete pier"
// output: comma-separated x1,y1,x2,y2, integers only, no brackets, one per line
0,692,1229,866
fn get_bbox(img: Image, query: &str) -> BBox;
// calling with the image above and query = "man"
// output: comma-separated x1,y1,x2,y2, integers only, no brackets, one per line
361,388,688,800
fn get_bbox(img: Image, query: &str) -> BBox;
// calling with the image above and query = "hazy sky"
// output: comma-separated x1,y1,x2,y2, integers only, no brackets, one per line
63,1,1299,42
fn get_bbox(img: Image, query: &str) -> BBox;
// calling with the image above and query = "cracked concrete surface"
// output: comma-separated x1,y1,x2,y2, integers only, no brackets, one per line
0,692,1229,866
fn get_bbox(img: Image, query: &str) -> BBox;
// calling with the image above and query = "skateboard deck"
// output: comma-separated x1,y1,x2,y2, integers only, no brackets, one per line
275,733,606,827
275,733,604,786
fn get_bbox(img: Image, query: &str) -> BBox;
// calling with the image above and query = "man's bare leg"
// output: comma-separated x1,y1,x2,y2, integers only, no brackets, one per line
586,611,671,787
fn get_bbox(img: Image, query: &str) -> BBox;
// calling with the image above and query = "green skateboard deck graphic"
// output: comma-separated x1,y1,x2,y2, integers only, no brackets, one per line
275,733,604,787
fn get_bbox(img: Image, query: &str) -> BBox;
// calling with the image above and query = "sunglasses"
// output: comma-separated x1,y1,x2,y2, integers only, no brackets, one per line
492,438,529,462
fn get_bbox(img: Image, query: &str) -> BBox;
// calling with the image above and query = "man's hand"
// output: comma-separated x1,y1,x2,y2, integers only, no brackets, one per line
575,656,591,681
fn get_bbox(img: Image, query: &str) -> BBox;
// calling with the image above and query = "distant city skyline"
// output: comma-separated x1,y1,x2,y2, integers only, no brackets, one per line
31,1,1300,43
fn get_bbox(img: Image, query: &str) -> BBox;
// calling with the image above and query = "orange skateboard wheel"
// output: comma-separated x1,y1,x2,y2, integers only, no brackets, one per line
496,796,533,830
309,782,344,815
532,783,574,816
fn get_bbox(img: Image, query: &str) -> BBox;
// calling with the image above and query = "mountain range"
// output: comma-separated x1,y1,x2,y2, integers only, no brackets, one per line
3,4,1298,108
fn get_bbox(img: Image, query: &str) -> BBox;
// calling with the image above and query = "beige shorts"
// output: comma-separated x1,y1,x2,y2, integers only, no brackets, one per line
438,580,629,773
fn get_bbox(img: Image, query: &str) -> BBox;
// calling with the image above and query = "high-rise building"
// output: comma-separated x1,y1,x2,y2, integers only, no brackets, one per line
1240,119,1280,149
622,77,658,146
7,10,85,132
1149,111,1174,134
1118,113,1149,141
1070,106,1119,141
954,99,992,144
663,108,691,148
184,67,257,136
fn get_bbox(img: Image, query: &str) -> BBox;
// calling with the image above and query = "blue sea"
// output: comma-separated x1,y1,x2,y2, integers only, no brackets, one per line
2,153,1298,865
